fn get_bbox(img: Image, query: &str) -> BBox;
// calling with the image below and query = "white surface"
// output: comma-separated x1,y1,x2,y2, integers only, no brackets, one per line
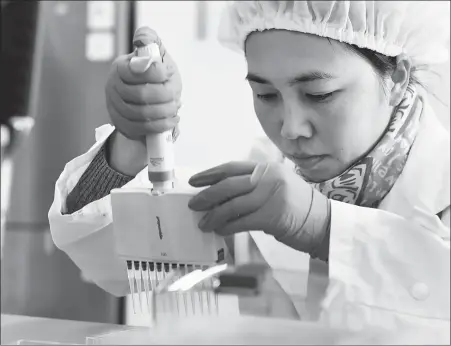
1,314,131,345
87,1,115,30
111,188,226,264
89,314,451,345
85,32,115,62
2,313,449,345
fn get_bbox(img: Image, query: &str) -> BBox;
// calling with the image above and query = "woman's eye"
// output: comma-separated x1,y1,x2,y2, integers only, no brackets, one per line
306,92,334,102
257,93,278,102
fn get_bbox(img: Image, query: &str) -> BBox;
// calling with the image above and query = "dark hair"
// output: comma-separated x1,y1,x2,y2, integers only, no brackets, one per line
345,44,425,93
326,38,444,105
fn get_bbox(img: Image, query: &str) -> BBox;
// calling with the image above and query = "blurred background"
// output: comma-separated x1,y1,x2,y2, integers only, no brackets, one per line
1,1,449,326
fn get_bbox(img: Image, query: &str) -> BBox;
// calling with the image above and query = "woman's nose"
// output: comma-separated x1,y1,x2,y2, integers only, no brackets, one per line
280,103,313,140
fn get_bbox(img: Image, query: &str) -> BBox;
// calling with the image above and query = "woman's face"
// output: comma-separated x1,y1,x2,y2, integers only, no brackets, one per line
245,30,393,182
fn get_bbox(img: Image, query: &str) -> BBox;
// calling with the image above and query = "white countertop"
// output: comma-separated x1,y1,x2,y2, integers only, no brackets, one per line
1,314,135,345
3,313,448,345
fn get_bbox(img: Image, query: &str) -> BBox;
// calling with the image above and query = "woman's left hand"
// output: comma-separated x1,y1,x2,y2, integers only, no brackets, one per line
188,161,328,244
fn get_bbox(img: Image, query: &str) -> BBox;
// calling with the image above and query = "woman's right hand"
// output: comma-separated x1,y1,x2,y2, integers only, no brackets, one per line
105,27,182,176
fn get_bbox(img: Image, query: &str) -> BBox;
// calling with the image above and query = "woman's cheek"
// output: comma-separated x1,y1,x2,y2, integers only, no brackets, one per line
320,103,358,162
254,100,279,125
257,113,279,138
254,108,283,144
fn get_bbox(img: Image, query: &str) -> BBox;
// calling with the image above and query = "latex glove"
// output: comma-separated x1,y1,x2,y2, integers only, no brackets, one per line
105,27,181,142
188,162,331,257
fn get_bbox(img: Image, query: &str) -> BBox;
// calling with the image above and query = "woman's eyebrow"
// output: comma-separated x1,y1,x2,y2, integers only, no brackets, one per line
245,73,270,84
289,71,336,84
245,71,336,85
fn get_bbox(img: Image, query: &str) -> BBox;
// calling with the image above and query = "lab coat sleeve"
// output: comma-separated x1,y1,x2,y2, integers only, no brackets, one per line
48,124,147,297
321,201,450,331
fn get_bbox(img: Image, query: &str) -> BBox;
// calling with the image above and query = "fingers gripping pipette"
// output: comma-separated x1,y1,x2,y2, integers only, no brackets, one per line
113,27,228,319
127,27,176,312
130,27,175,195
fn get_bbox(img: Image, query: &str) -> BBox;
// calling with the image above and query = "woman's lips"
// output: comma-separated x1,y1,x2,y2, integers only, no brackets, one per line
290,154,326,170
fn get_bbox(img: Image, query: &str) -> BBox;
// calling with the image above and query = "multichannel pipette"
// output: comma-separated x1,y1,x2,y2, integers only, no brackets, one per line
110,27,228,317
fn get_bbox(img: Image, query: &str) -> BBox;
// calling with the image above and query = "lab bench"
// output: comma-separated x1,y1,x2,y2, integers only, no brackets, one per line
1,313,345,345
1,314,134,345
0,313,362,345
2,312,448,345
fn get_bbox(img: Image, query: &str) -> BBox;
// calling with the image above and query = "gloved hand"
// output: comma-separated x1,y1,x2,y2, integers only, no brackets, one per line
105,26,182,142
188,162,331,258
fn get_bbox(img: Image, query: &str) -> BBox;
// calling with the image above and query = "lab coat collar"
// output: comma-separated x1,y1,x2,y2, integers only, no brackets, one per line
379,97,450,228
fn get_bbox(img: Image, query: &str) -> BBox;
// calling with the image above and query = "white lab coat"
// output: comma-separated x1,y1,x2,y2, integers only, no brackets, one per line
48,99,450,334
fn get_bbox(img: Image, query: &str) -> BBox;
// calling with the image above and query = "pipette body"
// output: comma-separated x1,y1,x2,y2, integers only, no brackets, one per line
130,27,175,195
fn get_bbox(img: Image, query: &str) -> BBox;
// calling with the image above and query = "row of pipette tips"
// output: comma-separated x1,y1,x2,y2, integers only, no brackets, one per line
126,260,219,318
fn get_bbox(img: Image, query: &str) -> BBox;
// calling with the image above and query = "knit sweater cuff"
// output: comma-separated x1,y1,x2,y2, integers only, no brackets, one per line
65,142,134,214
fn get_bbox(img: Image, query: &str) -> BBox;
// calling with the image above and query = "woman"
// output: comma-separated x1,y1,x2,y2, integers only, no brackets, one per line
49,1,449,332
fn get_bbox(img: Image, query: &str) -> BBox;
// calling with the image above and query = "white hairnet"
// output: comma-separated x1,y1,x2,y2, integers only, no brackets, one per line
218,1,450,65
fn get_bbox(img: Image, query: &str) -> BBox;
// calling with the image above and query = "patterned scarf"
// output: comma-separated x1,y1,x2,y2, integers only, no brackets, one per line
295,84,422,208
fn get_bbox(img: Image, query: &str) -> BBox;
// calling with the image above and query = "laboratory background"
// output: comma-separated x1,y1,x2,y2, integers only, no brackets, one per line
1,0,450,342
